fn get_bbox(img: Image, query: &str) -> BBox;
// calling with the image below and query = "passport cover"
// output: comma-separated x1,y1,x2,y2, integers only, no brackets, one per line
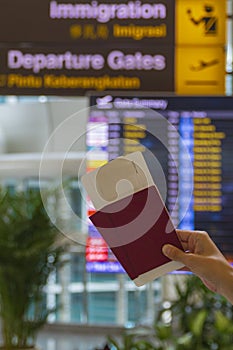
81,152,184,286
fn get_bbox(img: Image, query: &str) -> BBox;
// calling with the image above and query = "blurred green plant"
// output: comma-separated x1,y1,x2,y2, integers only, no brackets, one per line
0,186,68,349
108,329,158,350
108,275,233,350
154,275,233,349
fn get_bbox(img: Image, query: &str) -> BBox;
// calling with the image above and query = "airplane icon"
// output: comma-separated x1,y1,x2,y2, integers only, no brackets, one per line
96,95,113,109
190,59,219,71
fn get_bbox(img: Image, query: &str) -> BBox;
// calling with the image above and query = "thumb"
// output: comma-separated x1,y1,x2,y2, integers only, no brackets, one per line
162,244,188,264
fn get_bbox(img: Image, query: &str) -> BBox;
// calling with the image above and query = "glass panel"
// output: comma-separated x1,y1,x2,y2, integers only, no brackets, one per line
128,290,147,325
88,292,116,324
70,293,84,323
88,272,117,282
70,253,85,283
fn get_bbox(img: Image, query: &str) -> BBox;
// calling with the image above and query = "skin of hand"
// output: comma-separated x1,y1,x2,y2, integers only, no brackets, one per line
162,230,233,304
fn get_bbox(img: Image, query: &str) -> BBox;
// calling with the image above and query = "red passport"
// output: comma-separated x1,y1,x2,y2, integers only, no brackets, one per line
81,152,184,286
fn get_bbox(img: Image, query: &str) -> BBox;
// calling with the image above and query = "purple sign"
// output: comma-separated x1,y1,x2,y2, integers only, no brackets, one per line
86,261,125,274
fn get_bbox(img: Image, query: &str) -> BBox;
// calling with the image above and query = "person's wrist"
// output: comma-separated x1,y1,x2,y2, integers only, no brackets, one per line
219,263,233,304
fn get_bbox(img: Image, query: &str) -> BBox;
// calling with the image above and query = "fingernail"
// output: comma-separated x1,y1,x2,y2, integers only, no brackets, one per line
162,244,171,256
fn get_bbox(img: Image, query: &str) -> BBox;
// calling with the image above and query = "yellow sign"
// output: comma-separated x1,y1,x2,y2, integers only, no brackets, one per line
176,0,226,45
176,46,225,94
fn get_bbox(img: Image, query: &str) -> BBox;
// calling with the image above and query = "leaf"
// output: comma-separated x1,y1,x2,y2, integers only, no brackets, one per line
155,323,172,341
214,310,233,333
189,310,207,337
124,333,137,349
134,339,155,350
176,332,193,347
107,336,122,350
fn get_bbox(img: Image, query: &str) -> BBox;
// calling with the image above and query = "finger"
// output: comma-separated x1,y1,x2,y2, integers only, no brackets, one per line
162,244,191,266
176,238,189,252
175,230,191,251
176,229,194,241
176,229,209,245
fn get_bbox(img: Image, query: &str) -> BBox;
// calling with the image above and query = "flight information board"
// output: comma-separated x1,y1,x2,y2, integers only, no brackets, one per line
85,94,233,273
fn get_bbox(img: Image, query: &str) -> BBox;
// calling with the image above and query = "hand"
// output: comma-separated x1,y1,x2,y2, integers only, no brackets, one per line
162,230,233,303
